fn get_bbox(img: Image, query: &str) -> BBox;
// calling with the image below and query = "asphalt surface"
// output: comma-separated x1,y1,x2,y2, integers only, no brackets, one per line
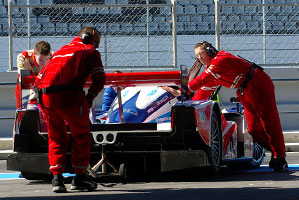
1,152,299,200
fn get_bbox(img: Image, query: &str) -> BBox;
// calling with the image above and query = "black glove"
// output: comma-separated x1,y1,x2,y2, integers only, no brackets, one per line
86,94,93,108
87,100,93,108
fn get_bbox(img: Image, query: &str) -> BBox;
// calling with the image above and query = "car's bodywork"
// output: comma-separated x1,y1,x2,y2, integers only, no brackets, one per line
7,68,264,181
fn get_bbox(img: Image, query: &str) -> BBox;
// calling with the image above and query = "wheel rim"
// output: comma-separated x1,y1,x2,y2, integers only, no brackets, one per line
210,115,221,167
252,142,264,163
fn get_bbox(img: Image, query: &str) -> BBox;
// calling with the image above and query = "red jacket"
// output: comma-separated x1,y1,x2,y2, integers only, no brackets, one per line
37,36,106,102
188,51,252,100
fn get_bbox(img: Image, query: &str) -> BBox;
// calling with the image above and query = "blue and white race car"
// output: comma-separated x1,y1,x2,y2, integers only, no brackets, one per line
7,69,264,182
102,86,179,124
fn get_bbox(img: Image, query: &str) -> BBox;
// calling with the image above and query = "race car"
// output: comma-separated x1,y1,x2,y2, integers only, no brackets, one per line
100,86,179,124
6,68,264,182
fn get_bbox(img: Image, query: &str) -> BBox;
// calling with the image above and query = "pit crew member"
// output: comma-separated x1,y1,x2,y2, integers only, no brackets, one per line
188,41,288,172
15,41,53,108
37,27,106,192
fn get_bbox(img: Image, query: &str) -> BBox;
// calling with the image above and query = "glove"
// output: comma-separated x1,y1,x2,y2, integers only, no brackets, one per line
86,94,94,108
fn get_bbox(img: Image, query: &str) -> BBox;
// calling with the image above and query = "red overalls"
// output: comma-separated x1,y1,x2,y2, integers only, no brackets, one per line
15,50,41,108
37,37,106,175
188,51,286,158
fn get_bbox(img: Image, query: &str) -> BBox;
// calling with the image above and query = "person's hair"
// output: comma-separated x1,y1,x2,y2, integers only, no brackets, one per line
194,41,218,57
34,41,51,56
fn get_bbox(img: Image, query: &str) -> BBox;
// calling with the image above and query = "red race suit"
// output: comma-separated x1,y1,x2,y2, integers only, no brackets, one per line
188,51,286,158
37,37,106,175
15,50,42,108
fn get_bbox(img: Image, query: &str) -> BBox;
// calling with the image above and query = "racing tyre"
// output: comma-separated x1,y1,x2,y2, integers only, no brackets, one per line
21,171,52,181
249,142,265,168
207,111,222,174
119,163,127,184
19,110,40,134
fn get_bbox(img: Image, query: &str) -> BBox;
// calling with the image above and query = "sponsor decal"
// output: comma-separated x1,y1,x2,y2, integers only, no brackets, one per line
147,95,170,114
123,108,138,117
147,89,157,96
199,111,206,124
143,89,158,101
123,90,129,97
155,116,171,123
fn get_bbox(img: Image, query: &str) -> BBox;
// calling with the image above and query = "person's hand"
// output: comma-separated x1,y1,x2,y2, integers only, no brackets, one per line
86,94,93,108
87,99,93,108
161,86,181,97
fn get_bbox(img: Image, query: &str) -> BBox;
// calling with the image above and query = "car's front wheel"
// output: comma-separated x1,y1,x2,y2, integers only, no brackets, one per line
207,111,222,174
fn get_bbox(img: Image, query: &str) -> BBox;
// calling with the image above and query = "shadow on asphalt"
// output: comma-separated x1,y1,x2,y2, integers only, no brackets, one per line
25,165,299,185
145,166,299,183
9,166,299,200
4,183,299,200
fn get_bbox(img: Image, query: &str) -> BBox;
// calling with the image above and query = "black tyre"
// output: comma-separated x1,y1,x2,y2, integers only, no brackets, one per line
119,163,127,184
19,110,40,134
207,111,222,174
21,171,52,181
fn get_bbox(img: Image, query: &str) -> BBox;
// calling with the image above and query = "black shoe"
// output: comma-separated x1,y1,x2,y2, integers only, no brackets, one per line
274,157,289,172
52,174,67,193
70,174,97,191
269,154,275,169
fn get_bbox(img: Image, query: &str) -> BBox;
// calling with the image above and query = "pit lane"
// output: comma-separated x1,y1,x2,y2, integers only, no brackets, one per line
2,164,299,180
1,153,299,200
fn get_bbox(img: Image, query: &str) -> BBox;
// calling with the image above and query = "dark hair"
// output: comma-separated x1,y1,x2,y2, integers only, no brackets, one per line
78,27,101,41
194,41,218,57
34,41,51,55
77,26,101,48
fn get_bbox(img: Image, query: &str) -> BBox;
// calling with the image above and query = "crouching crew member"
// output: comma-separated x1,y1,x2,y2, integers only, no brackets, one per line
37,27,106,192
15,41,53,108
188,41,288,172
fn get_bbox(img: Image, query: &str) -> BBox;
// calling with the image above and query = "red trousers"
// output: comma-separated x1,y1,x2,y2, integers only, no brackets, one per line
15,83,21,109
40,91,91,175
237,69,286,158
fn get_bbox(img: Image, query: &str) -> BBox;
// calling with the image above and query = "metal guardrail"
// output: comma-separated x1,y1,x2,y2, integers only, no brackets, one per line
0,82,16,85
0,117,14,120
0,81,16,121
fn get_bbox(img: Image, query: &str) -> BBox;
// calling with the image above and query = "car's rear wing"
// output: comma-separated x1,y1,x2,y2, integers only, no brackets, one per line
20,68,187,88
19,66,189,108
86,70,183,88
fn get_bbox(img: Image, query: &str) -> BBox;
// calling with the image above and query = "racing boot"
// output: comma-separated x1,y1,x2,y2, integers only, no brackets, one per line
274,157,289,172
52,174,67,193
268,153,275,169
70,173,97,191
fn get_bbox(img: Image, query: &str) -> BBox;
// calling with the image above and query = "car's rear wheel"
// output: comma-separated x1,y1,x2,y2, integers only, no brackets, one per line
119,163,127,184
207,111,222,174
21,171,52,181
19,110,40,134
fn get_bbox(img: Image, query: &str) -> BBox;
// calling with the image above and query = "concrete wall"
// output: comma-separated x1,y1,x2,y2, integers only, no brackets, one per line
219,68,299,131
0,72,18,137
